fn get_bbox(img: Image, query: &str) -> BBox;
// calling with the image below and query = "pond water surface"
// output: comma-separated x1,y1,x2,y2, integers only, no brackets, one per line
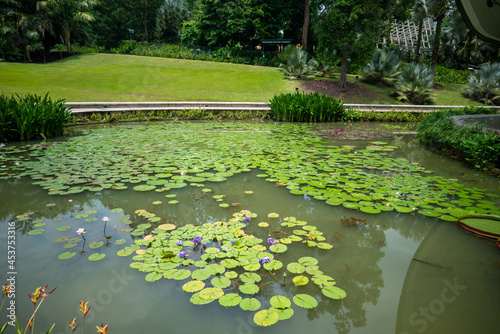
0,121,498,334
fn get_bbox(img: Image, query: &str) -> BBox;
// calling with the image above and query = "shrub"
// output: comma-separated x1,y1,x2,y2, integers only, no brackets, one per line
417,108,500,170
0,93,71,142
278,45,318,79
393,63,435,105
362,49,400,85
462,63,500,105
268,92,357,122
434,65,469,84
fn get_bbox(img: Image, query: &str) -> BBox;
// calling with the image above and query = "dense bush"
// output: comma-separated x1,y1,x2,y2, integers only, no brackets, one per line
268,92,358,122
462,63,500,105
434,65,469,84
0,93,71,142
417,108,500,170
393,63,435,105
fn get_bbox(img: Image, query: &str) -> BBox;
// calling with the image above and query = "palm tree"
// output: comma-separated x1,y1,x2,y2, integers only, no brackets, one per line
462,63,500,105
411,0,427,64
38,0,97,54
393,63,435,104
363,49,401,85
278,44,318,79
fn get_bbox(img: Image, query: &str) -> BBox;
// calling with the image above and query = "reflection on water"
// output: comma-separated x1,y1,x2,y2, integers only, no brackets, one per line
0,122,499,334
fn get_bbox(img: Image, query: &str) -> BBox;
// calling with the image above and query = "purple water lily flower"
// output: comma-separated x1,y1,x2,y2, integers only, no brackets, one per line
201,243,207,249
193,236,202,244
176,240,183,246
244,217,251,222
267,238,275,245
259,257,271,264
179,251,187,258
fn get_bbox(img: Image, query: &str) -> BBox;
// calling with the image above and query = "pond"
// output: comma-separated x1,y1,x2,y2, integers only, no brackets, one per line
0,121,499,334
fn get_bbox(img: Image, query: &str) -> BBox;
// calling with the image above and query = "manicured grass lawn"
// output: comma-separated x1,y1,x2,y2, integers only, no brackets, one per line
0,53,297,102
0,53,482,106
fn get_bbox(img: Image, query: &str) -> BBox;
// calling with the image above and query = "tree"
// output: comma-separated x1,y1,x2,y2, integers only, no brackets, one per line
411,0,427,64
426,0,451,78
313,0,382,88
123,0,163,42
441,7,499,70
184,0,303,47
38,0,97,54
155,0,191,42
302,0,310,51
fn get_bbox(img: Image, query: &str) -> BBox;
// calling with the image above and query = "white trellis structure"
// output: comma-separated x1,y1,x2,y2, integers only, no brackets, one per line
387,17,435,52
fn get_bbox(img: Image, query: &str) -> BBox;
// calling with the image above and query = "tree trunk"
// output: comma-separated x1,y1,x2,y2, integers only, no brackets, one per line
302,0,310,51
430,16,443,81
414,20,423,63
339,48,348,88
144,13,148,42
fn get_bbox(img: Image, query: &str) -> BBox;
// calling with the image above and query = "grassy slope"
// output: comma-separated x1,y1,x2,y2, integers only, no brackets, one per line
0,53,482,106
0,53,296,102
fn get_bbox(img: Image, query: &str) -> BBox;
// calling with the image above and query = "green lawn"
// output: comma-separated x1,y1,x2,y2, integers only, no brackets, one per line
0,53,482,106
0,53,296,102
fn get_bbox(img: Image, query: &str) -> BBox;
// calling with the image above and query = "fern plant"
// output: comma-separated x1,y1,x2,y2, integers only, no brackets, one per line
278,45,318,79
362,49,401,85
462,63,500,105
393,63,435,104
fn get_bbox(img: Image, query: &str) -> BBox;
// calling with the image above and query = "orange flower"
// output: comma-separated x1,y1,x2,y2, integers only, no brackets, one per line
80,300,90,316
96,323,108,334
68,317,79,332
2,283,10,295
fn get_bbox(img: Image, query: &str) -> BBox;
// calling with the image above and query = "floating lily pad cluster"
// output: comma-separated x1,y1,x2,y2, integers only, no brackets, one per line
0,122,498,220
118,209,345,327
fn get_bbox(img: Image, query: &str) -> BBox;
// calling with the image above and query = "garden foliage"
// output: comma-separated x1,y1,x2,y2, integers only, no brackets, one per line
362,49,400,85
0,94,71,142
417,107,500,170
393,63,435,105
462,63,500,105
268,92,357,122
278,45,318,79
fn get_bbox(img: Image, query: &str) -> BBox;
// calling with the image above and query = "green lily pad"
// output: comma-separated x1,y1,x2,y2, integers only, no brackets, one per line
322,286,347,299
58,251,76,260
190,292,214,305
253,309,279,326
88,241,104,249
293,275,309,286
268,212,279,218
270,295,291,309
298,256,318,266
55,225,71,232
191,269,212,281
88,253,106,261
269,244,287,253
293,294,318,309
219,293,242,307
198,287,224,300
133,184,156,192
28,229,44,235
287,262,305,274
269,307,294,320
145,272,163,282
211,276,231,288
264,260,283,271
239,283,259,295
240,298,261,311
